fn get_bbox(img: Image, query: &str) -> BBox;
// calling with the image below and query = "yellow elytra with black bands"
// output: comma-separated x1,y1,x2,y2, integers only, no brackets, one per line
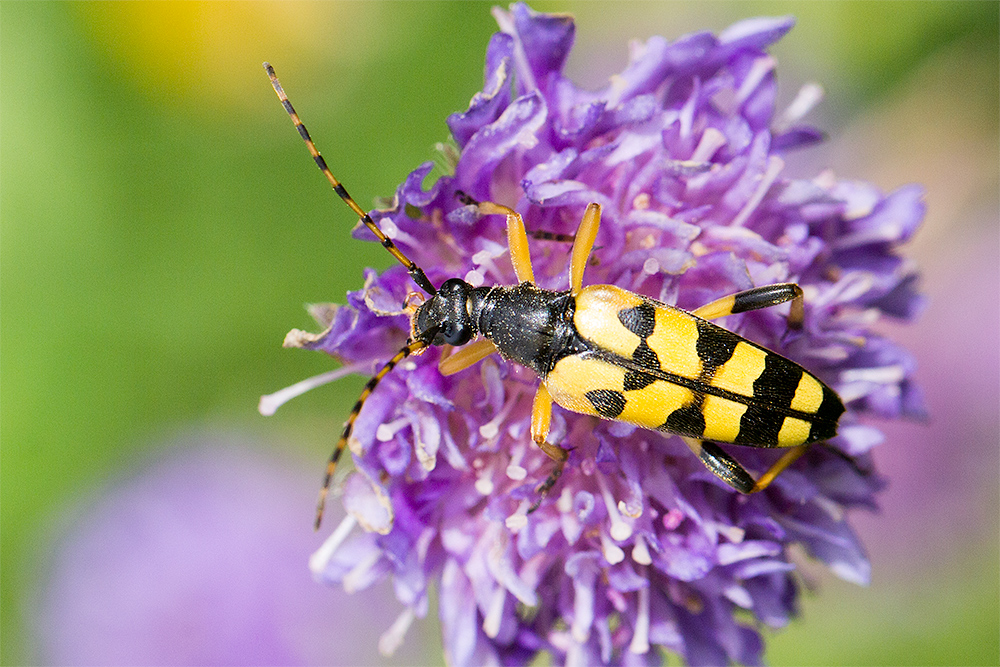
264,63,845,529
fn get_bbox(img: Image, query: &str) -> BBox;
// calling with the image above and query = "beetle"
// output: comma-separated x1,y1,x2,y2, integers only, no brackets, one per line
264,63,845,529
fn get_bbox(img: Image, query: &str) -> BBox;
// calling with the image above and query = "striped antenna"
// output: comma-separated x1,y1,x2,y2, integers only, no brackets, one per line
313,338,428,530
263,62,436,296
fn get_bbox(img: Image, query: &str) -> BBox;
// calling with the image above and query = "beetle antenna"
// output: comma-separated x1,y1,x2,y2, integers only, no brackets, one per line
264,62,437,296
314,338,429,530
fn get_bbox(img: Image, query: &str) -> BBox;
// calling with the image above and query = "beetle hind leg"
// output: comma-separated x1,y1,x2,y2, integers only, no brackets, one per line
750,444,808,492
682,437,756,493
681,437,809,493
692,283,804,330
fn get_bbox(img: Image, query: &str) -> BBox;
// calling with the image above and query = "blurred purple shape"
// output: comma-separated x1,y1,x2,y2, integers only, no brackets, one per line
33,436,430,666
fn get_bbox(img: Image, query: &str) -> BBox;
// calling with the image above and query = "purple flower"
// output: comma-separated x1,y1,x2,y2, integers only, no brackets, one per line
265,5,924,665
33,436,432,666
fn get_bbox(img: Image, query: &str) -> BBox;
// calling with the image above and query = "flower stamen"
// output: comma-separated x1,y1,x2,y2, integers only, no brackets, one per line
731,155,784,227
308,514,357,577
378,607,416,657
629,583,651,654
258,363,369,416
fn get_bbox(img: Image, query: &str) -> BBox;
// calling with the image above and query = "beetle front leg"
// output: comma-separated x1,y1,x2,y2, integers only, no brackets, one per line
455,192,536,284
438,338,497,376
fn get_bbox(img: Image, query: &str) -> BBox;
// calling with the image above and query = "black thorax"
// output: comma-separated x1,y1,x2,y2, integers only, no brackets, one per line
412,279,587,378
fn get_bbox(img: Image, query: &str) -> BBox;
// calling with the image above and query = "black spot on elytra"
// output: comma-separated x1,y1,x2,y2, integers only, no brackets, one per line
661,404,706,438
624,370,656,391
694,321,740,372
751,354,802,409
632,340,659,369
618,303,656,339
733,405,783,447
585,389,627,419
809,384,845,442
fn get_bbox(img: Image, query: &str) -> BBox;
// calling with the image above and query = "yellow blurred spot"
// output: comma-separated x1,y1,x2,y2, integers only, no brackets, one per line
74,2,374,108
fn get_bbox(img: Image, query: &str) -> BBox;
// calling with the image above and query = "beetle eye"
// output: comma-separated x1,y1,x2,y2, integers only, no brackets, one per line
442,323,472,346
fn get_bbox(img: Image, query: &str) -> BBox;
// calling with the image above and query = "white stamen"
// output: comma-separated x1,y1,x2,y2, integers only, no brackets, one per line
475,475,495,496
471,248,496,265
731,155,784,227
378,607,416,657
483,587,507,639
379,217,420,248
470,244,509,284
506,464,527,481
631,535,652,566
600,531,625,565
690,127,727,163
309,514,358,576
618,499,642,520
506,510,528,532
774,82,824,133
629,585,651,654
597,474,633,542
343,549,383,593
735,55,775,106
258,363,368,416
642,257,660,275
376,417,410,442
571,571,597,642
565,641,587,667
557,487,574,513
479,390,520,440
840,365,906,385
464,269,485,287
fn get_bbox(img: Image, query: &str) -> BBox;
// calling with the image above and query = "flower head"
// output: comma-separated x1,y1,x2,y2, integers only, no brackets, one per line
269,5,924,665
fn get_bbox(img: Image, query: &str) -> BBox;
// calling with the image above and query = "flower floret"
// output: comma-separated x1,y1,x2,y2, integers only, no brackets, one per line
283,4,925,665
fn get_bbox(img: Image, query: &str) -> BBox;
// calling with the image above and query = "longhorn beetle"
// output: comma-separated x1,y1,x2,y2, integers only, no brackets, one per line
263,63,846,530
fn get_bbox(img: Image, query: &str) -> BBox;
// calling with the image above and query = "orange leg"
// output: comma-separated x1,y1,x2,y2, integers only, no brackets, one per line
527,383,567,514
472,200,536,284
750,445,808,493
438,338,498,376
569,203,601,296
692,283,805,330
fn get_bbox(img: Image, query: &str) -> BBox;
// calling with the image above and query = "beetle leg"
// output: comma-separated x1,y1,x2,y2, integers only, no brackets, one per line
438,338,498,376
692,283,804,330
528,229,576,242
569,203,602,296
681,437,756,493
531,383,567,461
467,199,536,284
528,461,565,514
526,383,567,513
681,437,809,494
749,444,808,493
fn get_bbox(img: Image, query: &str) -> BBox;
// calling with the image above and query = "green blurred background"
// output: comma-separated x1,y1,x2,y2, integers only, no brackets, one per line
3,2,997,665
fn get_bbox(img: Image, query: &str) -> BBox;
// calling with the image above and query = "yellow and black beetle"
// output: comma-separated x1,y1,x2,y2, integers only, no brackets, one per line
264,64,845,529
